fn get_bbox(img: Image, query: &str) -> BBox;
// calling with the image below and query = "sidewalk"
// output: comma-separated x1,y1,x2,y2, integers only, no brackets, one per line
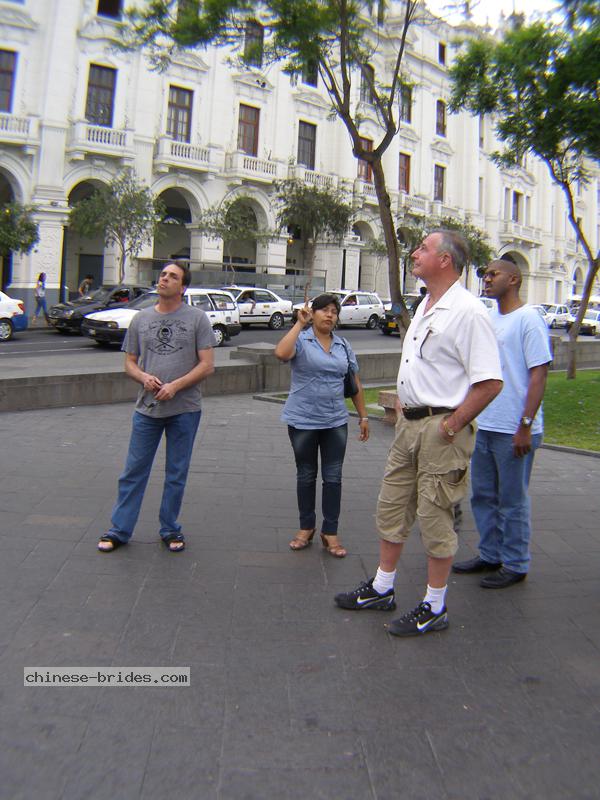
1,396,599,799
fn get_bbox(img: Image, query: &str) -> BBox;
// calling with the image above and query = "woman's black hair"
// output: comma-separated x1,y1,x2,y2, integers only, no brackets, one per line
311,293,341,315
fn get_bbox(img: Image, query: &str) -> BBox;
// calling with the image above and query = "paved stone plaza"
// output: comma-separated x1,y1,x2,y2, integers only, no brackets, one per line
1,396,599,799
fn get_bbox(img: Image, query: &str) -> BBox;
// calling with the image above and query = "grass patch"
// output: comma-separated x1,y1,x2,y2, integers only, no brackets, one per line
272,373,600,451
543,370,600,451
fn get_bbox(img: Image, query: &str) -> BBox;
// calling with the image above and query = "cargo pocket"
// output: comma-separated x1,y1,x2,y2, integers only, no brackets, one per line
422,467,468,511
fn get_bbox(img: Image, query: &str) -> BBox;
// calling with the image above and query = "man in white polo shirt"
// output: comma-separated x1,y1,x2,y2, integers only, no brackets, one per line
335,230,503,635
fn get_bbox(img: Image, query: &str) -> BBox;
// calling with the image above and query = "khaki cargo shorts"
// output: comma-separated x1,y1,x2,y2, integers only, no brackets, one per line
376,414,476,558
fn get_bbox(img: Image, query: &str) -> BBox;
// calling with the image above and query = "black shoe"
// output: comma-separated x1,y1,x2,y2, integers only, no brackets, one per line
452,556,502,574
387,601,448,637
480,567,527,589
334,578,396,611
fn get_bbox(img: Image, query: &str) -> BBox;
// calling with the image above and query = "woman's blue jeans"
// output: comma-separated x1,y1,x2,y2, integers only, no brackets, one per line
109,410,201,543
287,424,348,534
470,428,542,574
34,296,48,319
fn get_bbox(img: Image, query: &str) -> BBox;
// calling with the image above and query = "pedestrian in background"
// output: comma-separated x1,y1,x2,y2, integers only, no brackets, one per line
78,274,94,296
274,293,369,558
32,272,49,325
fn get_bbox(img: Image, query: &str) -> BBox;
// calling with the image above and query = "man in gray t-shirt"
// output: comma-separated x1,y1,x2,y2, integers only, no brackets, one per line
98,263,215,554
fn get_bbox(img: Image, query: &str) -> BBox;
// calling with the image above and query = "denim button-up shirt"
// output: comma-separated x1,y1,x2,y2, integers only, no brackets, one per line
281,329,359,430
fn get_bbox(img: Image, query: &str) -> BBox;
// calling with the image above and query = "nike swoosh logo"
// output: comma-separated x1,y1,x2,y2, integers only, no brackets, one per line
417,615,444,631
357,595,387,606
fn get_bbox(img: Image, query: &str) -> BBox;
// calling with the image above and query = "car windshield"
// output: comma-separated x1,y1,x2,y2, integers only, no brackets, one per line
128,293,158,309
77,288,112,304
209,292,236,310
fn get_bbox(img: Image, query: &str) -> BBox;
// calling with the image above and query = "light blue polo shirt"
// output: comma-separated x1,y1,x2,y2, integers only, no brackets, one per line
477,305,552,435
281,329,359,430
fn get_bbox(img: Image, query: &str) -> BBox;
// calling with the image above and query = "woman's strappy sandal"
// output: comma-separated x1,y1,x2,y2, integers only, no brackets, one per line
320,534,347,558
289,528,316,550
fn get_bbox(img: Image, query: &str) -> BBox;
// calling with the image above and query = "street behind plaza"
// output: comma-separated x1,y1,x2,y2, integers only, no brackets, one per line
1,395,599,799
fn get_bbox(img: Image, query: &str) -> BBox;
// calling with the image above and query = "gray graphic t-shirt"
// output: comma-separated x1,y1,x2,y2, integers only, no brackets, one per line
123,302,216,417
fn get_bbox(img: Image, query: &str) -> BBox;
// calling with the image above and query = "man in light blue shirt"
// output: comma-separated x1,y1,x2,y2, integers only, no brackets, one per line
453,259,552,588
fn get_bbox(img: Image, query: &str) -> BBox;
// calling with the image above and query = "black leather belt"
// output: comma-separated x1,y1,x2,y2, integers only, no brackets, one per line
402,406,454,420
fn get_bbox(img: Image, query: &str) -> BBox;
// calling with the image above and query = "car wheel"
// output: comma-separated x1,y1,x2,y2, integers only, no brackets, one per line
366,314,379,330
212,325,226,347
0,318,14,342
269,312,285,330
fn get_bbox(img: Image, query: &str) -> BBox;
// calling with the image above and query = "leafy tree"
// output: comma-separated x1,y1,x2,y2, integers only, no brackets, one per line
196,196,275,271
0,202,39,257
396,210,493,300
448,8,600,377
274,179,353,300
68,169,165,283
119,0,423,326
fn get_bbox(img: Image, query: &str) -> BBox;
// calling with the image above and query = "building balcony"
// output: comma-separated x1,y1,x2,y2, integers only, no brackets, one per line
224,150,280,184
498,220,543,247
353,178,379,208
0,112,39,154
66,121,135,163
398,193,428,216
287,164,338,190
154,136,218,176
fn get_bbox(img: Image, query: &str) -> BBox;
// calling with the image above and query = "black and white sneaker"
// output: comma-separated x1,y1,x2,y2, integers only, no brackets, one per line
334,578,396,611
387,601,448,637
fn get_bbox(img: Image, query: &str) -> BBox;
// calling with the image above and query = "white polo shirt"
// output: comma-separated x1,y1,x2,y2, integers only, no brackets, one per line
397,281,502,409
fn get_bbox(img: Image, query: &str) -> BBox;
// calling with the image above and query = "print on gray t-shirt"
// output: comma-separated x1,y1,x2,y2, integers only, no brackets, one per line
123,303,216,417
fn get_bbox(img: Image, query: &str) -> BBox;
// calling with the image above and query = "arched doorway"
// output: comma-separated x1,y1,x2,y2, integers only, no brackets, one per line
148,188,193,284
0,171,15,291
64,180,107,299
497,249,530,300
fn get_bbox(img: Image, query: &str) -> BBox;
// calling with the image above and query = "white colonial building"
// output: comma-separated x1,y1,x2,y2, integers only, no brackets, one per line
1,0,598,309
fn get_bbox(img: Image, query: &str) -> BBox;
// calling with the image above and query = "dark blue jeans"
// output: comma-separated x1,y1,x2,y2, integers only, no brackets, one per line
287,424,348,534
109,410,201,543
471,429,542,574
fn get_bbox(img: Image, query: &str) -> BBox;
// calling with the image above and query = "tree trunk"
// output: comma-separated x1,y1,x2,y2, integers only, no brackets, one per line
371,158,411,331
303,239,316,303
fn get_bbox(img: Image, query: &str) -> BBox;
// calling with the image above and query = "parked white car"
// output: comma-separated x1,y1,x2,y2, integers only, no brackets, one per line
81,288,241,347
225,286,292,329
293,290,385,329
541,303,574,329
0,290,28,341
567,309,600,336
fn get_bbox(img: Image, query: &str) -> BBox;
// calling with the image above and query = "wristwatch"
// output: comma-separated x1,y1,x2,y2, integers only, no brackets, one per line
520,416,533,428
442,418,456,438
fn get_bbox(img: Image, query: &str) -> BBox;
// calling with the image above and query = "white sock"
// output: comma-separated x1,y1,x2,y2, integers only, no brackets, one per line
424,585,447,614
373,567,396,595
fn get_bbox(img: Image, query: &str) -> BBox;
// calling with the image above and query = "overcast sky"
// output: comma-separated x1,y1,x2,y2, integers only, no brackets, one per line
425,0,562,28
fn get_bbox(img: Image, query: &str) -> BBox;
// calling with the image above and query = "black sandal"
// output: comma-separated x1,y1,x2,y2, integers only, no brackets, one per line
162,533,186,552
97,534,126,553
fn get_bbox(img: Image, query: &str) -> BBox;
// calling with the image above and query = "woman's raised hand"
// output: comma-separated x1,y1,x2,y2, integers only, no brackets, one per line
297,305,312,327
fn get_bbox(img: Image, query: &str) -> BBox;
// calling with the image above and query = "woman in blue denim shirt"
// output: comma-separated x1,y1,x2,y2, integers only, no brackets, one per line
274,294,369,557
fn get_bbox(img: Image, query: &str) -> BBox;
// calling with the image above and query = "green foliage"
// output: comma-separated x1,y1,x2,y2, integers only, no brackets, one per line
0,202,39,257
396,210,493,273
196,196,274,264
69,169,165,283
274,179,353,244
448,8,599,373
275,178,353,297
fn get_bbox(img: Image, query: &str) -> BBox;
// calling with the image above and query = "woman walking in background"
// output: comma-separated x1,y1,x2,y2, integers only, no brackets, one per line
32,272,49,325
274,293,369,558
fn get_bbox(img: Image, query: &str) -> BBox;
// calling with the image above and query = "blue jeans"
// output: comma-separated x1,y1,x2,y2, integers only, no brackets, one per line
470,429,542,574
287,424,348,534
34,296,48,320
109,410,201,543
